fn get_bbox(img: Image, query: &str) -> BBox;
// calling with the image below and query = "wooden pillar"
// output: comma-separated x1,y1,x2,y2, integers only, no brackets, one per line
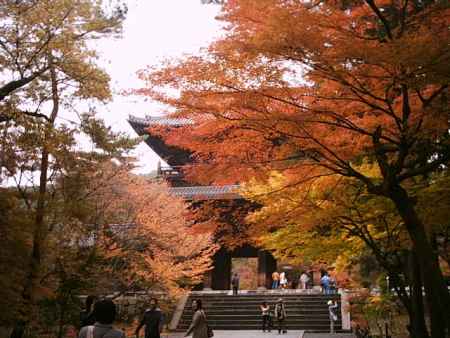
312,269,321,288
203,270,213,290
257,250,268,289
212,248,231,290
266,252,277,284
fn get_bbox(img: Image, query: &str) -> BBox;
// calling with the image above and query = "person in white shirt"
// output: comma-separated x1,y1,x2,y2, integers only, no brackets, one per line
260,301,271,332
279,272,288,289
327,300,339,333
299,272,310,289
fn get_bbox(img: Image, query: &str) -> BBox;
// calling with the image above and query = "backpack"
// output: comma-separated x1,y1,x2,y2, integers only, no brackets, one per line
276,304,285,319
86,326,112,338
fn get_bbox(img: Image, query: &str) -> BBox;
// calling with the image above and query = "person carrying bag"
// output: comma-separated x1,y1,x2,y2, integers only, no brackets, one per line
275,298,288,334
184,299,213,338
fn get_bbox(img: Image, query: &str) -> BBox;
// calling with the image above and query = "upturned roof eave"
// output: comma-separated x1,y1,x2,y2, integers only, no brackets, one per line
128,115,192,167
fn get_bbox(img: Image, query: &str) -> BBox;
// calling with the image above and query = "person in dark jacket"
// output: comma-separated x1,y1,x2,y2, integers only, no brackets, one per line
135,298,165,338
78,299,125,338
80,295,96,329
231,273,240,295
274,298,287,334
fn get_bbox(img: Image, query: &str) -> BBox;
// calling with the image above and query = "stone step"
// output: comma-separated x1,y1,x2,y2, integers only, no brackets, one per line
176,325,338,331
180,308,336,313
184,299,339,305
178,319,340,325
176,293,342,333
183,295,340,302
183,304,337,310
183,300,338,304
187,295,339,299
185,304,337,309
182,309,332,315
181,316,338,322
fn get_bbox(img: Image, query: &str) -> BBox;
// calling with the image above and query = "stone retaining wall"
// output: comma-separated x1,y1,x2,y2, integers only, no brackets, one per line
81,293,177,324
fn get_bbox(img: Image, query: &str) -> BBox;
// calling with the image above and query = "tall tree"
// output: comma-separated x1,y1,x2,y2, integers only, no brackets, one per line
0,1,127,336
93,169,218,297
0,0,126,114
242,169,450,337
139,0,450,336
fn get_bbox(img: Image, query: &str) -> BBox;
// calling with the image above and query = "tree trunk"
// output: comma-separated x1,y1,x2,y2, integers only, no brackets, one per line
408,250,429,338
57,297,67,338
11,149,51,338
9,321,26,338
11,57,60,338
389,269,428,338
391,185,450,338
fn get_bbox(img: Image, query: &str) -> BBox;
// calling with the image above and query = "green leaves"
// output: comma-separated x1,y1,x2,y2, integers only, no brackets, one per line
80,112,139,158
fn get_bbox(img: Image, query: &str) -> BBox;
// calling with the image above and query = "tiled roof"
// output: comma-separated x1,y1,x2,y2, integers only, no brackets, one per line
128,115,194,127
169,185,242,200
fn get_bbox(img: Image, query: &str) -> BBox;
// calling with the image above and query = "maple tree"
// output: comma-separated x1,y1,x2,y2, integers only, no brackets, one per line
1,157,216,337
90,166,218,297
0,118,136,338
242,169,450,337
138,0,450,336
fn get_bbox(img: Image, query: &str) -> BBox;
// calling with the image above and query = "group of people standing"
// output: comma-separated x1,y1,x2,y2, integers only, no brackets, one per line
233,270,337,293
259,298,288,334
78,296,164,338
78,294,339,337
271,271,288,289
320,272,337,295
271,270,338,293
79,297,211,338
258,298,340,334
271,271,312,290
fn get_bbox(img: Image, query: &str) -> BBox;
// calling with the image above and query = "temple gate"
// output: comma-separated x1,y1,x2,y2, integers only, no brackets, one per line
128,115,277,290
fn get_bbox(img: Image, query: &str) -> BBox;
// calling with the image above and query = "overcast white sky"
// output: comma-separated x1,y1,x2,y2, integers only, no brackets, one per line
95,0,223,173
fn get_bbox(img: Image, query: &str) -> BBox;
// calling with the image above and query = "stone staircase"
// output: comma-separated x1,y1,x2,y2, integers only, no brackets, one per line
175,292,342,332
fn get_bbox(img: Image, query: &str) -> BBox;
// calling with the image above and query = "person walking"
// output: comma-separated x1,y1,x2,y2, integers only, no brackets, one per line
327,300,339,334
274,298,287,334
135,298,164,338
260,301,271,332
279,272,288,289
78,299,125,338
321,273,331,295
231,272,240,295
299,272,310,290
184,299,209,338
272,271,280,289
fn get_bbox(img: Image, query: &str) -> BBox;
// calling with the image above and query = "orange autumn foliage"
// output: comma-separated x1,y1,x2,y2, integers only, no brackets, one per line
135,0,450,335
88,164,218,297
137,0,449,186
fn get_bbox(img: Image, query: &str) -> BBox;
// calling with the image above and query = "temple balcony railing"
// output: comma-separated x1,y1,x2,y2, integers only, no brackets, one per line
169,185,242,200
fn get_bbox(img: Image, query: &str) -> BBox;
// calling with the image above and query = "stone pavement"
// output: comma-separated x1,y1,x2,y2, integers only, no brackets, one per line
167,330,305,338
